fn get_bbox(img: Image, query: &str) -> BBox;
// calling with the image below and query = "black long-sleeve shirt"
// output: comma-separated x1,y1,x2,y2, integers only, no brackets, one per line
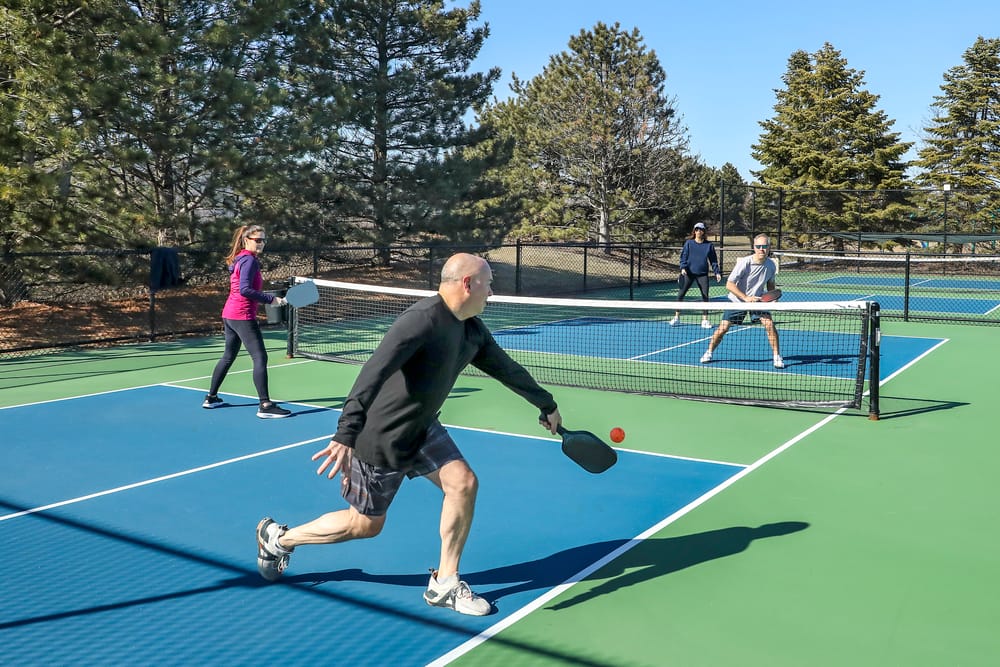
333,295,558,469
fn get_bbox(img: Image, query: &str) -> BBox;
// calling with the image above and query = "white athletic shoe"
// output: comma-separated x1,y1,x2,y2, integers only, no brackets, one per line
773,355,785,369
423,570,492,616
256,517,293,582
700,319,712,329
669,316,679,326
700,351,713,363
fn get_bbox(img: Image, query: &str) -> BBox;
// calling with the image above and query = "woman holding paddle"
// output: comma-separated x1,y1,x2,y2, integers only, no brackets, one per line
203,224,291,418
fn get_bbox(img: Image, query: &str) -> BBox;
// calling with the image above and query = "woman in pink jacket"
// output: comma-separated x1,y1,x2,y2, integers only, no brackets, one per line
203,225,291,418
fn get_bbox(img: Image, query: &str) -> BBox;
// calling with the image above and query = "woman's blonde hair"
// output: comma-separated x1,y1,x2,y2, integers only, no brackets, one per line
224,224,265,265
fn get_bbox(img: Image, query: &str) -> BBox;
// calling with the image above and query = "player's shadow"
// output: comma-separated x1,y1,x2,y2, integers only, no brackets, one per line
287,521,809,609
542,521,808,610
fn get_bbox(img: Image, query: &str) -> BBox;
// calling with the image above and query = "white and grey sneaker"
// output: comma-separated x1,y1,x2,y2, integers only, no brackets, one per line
423,570,492,616
773,355,785,369
700,350,713,363
256,517,293,582
700,319,712,329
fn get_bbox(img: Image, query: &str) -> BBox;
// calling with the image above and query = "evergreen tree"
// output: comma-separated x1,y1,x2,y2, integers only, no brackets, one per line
1,1,294,249
0,1,103,253
283,0,501,257
914,36,1000,238
485,22,689,247
753,43,912,248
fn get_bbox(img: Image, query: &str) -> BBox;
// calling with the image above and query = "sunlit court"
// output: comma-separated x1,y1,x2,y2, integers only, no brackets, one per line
5,283,991,665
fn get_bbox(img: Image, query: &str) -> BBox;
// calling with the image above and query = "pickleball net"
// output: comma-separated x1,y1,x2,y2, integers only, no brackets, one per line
775,251,1000,324
287,277,880,417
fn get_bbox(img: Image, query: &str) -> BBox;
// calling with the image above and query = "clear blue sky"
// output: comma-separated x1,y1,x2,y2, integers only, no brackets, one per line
466,0,999,179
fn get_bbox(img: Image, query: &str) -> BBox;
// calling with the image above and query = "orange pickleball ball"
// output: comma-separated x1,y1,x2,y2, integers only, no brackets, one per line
610,427,625,443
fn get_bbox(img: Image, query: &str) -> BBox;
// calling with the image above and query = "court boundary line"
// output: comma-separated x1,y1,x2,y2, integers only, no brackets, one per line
3,385,741,525
432,331,951,665
430,408,847,666
0,358,316,412
0,432,332,523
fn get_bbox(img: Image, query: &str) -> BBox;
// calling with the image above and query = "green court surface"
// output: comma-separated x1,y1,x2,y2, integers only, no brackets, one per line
2,318,997,666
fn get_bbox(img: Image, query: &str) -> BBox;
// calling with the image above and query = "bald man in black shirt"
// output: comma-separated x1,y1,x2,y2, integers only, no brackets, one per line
256,253,563,615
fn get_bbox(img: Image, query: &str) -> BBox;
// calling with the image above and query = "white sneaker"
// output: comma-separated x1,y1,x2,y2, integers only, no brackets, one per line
773,355,785,369
700,319,712,329
424,570,492,616
669,316,679,326
256,517,293,582
700,351,712,363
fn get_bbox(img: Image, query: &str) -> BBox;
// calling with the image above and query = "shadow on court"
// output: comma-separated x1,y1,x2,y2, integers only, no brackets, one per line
547,521,809,610
282,521,810,611
5,497,796,667
870,396,970,420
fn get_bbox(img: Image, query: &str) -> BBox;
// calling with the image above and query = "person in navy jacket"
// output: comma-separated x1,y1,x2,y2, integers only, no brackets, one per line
672,222,722,328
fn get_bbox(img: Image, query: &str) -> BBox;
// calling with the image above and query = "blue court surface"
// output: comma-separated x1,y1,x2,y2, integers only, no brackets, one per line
813,275,1000,291
0,385,745,665
495,320,940,379
754,290,1000,315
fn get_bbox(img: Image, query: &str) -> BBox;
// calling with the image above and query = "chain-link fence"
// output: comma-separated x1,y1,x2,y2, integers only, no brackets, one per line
719,184,1000,253
3,240,998,358
0,242,682,357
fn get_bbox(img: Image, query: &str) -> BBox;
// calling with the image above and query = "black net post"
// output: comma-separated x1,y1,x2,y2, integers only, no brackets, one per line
868,302,881,420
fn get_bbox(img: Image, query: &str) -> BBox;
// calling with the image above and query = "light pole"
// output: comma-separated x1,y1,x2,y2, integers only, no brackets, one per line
943,183,950,253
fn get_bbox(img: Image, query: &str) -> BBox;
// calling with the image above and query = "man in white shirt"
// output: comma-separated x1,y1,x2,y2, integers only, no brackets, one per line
700,234,784,369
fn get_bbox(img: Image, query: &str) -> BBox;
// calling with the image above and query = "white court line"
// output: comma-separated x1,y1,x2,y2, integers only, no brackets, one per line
429,409,846,667
0,434,331,523
0,358,316,412
430,336,951,666
630,325,753,361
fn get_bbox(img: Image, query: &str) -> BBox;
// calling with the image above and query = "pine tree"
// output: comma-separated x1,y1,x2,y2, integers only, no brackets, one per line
753,43,911,248
0,1,97,253
283,0,501,257
914,36,1000,238
485,22,689,247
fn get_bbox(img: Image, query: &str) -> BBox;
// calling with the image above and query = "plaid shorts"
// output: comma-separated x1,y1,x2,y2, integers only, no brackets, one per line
342,420,464,517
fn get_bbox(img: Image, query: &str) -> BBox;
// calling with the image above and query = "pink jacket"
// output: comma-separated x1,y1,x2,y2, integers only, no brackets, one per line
221,250,273,320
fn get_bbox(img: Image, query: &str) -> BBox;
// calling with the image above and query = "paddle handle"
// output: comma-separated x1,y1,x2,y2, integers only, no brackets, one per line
539,412,566,436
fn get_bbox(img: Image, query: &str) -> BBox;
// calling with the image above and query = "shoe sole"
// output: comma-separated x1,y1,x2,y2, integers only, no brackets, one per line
257,412,291,419
423,592,492,616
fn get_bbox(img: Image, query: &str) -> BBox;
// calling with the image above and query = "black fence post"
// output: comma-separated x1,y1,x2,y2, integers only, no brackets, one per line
903,252,911,322
515,239,522,295
428,246,435,289
629,245,635,300
868,302,881,420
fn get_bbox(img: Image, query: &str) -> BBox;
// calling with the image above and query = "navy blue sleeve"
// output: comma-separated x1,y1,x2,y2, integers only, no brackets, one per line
679,240,691,271
707,243,720,274
235,255,273,303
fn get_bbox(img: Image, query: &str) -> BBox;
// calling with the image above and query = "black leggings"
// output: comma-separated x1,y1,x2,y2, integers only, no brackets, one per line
209,318,270,402
678,273,711,301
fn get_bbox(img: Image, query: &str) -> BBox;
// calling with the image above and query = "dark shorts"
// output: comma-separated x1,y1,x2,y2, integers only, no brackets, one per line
342,420,464,517
722,309,773,325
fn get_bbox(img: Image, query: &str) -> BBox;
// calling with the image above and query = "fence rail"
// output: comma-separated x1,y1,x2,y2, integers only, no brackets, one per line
2,242,998,358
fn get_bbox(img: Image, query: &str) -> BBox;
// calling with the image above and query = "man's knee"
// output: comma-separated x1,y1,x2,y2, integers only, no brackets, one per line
441,461,479,499
350,510,385,539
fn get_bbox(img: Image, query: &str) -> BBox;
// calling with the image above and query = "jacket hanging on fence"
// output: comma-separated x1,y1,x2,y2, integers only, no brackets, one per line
150,247,182,292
